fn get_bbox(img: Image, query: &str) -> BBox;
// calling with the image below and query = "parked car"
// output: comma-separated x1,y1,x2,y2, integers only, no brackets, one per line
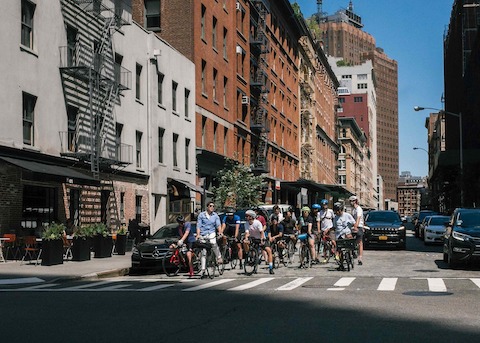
443,208,480,267
131,222,192,272
418,215,433,240
364,210,406,249
423,215,450,245
259,204,292,220
414,210,437,238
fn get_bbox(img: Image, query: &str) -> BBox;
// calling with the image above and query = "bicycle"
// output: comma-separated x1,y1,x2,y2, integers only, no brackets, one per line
162,243,201,277
243,238,262,276
319,231,336,263
298,233,312,268
220,236,240,270
195,236,220,279
271,238,288,269
336,238,356,271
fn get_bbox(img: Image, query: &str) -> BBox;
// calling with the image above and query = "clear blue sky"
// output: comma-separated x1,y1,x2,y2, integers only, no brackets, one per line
292,0,453,177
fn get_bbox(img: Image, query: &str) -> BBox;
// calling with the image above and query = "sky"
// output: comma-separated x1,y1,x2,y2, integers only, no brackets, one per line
292,0,454,177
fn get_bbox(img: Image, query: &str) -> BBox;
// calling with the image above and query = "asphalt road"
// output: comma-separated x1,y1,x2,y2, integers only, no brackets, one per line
3,228,480,343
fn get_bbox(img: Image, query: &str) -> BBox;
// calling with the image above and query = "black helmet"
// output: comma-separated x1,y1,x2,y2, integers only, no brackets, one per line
176,215,185,223
225,207,236,216
333,203,342,212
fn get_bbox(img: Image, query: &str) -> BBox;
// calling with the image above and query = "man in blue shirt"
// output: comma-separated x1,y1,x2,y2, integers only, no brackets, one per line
196,201,222,278
220,208,243,268
175,215,196,277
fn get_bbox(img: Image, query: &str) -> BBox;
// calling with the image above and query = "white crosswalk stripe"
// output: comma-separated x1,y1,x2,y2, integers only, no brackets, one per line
328,277,355,291
427,278,447,292
276,277,313,291
182,279,235,292
228,278,274,291
469,278,480,288
377,278,398,291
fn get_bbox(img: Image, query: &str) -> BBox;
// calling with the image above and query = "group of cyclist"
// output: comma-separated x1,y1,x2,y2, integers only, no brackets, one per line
173,196,365,278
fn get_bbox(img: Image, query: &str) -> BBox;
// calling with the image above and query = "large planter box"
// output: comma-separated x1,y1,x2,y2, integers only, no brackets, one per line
93,235,113,258
72,237,91,261
115,234,127,255
41,239,64,266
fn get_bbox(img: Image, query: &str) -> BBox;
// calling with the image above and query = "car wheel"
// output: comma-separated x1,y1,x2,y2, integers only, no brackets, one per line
414,228,419,238
423,236,429,246
448,248,459,268
443,252,448,263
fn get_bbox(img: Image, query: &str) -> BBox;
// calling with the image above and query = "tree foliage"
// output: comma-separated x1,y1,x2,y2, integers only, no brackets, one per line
212,158,266,209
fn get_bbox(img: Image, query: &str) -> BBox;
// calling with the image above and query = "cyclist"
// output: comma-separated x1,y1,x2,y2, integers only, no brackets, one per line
349,195,365,265
175,215,196,277
318,199,336,263
333,202,355,270
267,214,284,263
270,205,284,223
297,206,318,266
280,209,297,246
243,209,274,275
220,207,243,269
196,201,222,278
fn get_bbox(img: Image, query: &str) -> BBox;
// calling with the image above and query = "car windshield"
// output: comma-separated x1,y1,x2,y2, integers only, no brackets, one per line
366,212,401,223
151,224,179,239
429,216,449,225
458,212,480,227
419,211,436,220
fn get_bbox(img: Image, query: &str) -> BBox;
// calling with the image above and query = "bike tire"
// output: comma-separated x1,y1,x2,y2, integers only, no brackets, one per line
300,244,311,268
192,248,202,275
272,245,281,269
244,247,258,276
345,251,352,271
218,246,226,275
286,240,296,266
230,246,238,269
162,251,181,277
205,250,216,279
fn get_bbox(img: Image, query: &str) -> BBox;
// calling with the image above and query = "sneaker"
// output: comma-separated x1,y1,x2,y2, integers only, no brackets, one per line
200,271,207,279
269,268,275,275
358,260,363,266
334,255,340,261
239,261,243,269
321,258,328,264
336,265,345,271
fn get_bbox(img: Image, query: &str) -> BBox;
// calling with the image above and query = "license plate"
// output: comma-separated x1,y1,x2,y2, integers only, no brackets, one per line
379,236,388,241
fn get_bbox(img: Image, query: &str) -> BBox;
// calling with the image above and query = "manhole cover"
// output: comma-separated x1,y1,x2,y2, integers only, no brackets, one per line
403,291,453,296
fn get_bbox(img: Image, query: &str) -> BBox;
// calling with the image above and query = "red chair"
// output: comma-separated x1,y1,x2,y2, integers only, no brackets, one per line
3,233,21,260
21,236,41,265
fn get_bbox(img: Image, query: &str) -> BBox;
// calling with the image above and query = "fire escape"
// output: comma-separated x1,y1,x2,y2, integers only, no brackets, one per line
249,0,270,174
59,0,132,179
58,0,132,229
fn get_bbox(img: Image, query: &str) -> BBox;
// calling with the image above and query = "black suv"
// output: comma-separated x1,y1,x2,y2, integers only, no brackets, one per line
364,210,406,250
443,208,480,268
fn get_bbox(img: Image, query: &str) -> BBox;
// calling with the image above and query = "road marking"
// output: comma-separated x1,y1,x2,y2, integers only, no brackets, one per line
427,278,447,292
138,284,175,291
275,277,313,291
327,288,345,291
18,283,58,290
57,280,115,291
228,278,274,291
470,278,480,288
96,284,132,291
182,279,234,292
377,278,398,291
0,277,45,285
334,277,356,287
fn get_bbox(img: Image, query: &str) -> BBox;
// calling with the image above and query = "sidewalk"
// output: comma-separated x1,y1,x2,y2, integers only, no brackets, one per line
0,253,132,283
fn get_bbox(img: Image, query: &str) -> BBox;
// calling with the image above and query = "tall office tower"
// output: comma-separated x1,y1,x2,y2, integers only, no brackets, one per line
317,2,399,203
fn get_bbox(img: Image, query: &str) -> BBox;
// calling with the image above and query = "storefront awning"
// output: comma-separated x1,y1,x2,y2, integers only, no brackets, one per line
280,179,331,193
0,156,97,183
168,178,210,195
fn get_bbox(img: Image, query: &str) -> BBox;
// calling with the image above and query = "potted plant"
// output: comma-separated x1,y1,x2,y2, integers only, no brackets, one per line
92,223,113,258
114,224,128,255
72,225,94,261
41,222,65,266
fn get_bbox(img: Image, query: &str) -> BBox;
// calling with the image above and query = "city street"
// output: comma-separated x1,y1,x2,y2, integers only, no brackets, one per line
2,227,480,342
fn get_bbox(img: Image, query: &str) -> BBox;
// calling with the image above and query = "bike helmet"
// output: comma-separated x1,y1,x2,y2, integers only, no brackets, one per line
245,210,256,218
349,195,358,202
176,215,185,223
320,199,329,206
333,203,342,212
312,203,321,210
301,206,311,213
225,207,235,216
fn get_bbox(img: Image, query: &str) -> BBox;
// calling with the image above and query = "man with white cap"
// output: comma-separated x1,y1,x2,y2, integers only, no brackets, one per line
349,195,364,265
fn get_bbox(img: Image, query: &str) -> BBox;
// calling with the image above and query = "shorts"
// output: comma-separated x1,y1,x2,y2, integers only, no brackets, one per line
353,227,364,242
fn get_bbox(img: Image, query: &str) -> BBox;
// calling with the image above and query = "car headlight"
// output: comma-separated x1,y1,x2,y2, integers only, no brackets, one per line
132,246,139,255
397,226,405,231
452,231,470,241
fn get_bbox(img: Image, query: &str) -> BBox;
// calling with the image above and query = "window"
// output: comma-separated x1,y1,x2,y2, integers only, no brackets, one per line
66,25,78,67
67,106,78,152
21,0,35,49
135,195,142,222
339,160,346,170
145,0,160,30
115,123,123,160
185,138,190,170
339,97,346,103
120,192,125,220
172,81,178,112
158,127,165,163
212,16,217,49
213,122,218,152
136,64,142,100
354,96,363,103
23,92,36,145
184,89,190,118
201,60,207,95
157,72,164,104
236,5,246,35
202,116,207,148
357,83,367,89
223,77,228,107
223,28,228,59
223,127,228,155
173,133,179,167
201,5,206,40
339,175,346,185
114,53,123,86
136,131,142,168
213,68,218,101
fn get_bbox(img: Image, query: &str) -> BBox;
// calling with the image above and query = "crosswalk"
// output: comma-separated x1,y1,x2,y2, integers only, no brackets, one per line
2,276,480,293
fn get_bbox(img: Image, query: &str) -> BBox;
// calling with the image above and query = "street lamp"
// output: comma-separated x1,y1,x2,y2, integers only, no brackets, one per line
413,147,428,154
413,106,463,207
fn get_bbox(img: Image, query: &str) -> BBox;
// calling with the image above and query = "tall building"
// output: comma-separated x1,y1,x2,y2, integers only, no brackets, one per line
397,171,428,219
315,1,399,203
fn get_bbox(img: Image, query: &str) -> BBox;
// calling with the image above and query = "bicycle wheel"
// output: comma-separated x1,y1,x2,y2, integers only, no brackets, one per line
229,244,238,269
286,240,296,266
244,246,258,276
347,250,354,270
322,241,333,263
300,243,311,268
272,244,281,269
344,251,352,271
205,250,216,279
218,246,226,275
162,251,181,277
192,248,202,275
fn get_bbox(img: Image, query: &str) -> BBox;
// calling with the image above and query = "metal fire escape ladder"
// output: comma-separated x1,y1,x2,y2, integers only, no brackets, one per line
102,179,121,231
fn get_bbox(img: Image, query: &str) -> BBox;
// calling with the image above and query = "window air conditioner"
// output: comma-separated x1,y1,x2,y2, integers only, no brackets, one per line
236,2,241,11
241,96,250,105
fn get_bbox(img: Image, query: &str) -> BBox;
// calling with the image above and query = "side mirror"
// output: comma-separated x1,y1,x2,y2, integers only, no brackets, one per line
456,220,463,226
